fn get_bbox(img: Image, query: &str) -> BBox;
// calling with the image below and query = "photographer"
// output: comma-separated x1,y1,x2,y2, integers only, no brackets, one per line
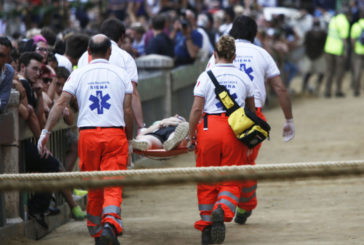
172,10,202,66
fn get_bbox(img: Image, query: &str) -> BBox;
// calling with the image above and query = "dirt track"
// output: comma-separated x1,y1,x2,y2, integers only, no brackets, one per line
8,75,364,244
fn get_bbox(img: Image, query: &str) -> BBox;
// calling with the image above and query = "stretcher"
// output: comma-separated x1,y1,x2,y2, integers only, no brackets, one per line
133,146,193,160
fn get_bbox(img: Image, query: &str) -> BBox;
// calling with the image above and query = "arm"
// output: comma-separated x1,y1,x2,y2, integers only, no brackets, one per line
32,81,46,128
268,75,295,141
131,81,145,130
44,91,73,131
188,96,204,143
0,66,14,112
183,27,200,59
62,104,75,126
246,97,256,113
123,93,134,140
38,91,72,155
47,78,57,101
268,75,293,120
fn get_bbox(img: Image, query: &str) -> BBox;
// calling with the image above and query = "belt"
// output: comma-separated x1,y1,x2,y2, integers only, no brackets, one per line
79,126,124,130
204,113,227,117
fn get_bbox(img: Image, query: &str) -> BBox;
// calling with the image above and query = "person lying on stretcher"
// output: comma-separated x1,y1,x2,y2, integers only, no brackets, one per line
132,114,189,151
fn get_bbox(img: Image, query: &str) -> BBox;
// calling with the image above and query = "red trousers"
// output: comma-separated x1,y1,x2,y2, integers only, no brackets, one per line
194,114,250,231
237,109,266,212
78,128,128,237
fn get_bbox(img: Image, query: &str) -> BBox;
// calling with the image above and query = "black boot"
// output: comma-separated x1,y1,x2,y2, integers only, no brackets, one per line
201,226,212,245
234,210,252,225
210,205,225,244
100,223,120,245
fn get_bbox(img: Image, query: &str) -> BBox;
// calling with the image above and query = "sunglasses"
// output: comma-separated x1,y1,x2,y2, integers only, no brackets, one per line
36,47,49,53
43,78,52,84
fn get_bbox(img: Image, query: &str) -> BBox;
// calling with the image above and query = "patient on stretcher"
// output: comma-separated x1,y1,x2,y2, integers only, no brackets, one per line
132,115,189,151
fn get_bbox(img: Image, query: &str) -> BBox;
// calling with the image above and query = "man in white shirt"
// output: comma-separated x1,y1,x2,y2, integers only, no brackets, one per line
78,18,145,132
206,15,294,226
55,33,89,72
38,34,133,245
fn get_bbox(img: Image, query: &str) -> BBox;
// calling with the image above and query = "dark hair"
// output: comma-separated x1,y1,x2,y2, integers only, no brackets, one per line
65,33,89,59
18,52,43,71
229,15,257,43
152,14,166,30
47,51,58,64
88,36,111,56
56,66,70,80
101,18,125,42
54,39,65,55
10,47,19,63
224,7,235,22
0,36,12,49
18,39,34,54
41,27,57,46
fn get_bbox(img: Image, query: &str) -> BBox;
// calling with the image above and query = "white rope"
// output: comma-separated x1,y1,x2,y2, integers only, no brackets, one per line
1,160,364,192
1,159,364,180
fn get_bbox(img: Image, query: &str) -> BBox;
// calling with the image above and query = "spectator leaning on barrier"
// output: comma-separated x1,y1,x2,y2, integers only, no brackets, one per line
323,7,351,98
350,8,364,97
0,36,14,113
17,51,86,228
38,34,133,244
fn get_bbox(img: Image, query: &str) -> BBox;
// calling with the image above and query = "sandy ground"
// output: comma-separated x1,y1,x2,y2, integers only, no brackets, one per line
7,74,364,245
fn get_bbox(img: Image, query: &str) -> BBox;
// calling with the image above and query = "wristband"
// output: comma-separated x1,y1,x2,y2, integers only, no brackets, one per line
41,129,51,135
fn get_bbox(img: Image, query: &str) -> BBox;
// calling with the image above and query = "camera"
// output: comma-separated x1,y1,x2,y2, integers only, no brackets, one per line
180,19,190,29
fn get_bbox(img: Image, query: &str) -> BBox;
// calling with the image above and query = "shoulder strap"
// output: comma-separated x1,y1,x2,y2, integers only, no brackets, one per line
206,70,240,115
207,70,222,89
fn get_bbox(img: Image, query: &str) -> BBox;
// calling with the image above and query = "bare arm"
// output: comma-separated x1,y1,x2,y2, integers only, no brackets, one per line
131,81,145,129
189,96,204,142
47,78,57,101
32,82,46,128
62,104,75,126
246,97,256,113
44,91,73,131
184,27,200,59
268,75,293,119
124,94,134,140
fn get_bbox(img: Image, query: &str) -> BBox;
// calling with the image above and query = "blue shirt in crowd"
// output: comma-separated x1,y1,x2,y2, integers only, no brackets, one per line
174,30,203,66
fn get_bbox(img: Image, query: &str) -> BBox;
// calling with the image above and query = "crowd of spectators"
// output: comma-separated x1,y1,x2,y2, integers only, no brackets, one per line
3,0,360,95
0,0,363,229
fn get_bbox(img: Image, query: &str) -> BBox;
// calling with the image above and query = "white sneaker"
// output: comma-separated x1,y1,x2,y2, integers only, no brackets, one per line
163,122,189,151
132,139,149,151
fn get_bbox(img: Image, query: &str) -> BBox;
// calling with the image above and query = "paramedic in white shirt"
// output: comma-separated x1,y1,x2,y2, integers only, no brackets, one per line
78,17,145,132
38,34,133,244
206,15,294,226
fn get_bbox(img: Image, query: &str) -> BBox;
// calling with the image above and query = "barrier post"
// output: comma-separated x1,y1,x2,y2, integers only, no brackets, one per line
0,90,22,225
136,55,174,117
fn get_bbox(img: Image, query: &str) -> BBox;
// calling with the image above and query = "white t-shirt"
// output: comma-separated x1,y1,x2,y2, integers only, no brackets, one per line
55,53,73,73
63,59,133,127
78,40,138,83
206,39,280,108
194,64,254,114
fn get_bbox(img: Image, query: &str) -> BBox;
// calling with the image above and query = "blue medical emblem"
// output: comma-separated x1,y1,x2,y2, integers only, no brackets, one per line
240,64,254,81
89,90,111,114
216,93,237,109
